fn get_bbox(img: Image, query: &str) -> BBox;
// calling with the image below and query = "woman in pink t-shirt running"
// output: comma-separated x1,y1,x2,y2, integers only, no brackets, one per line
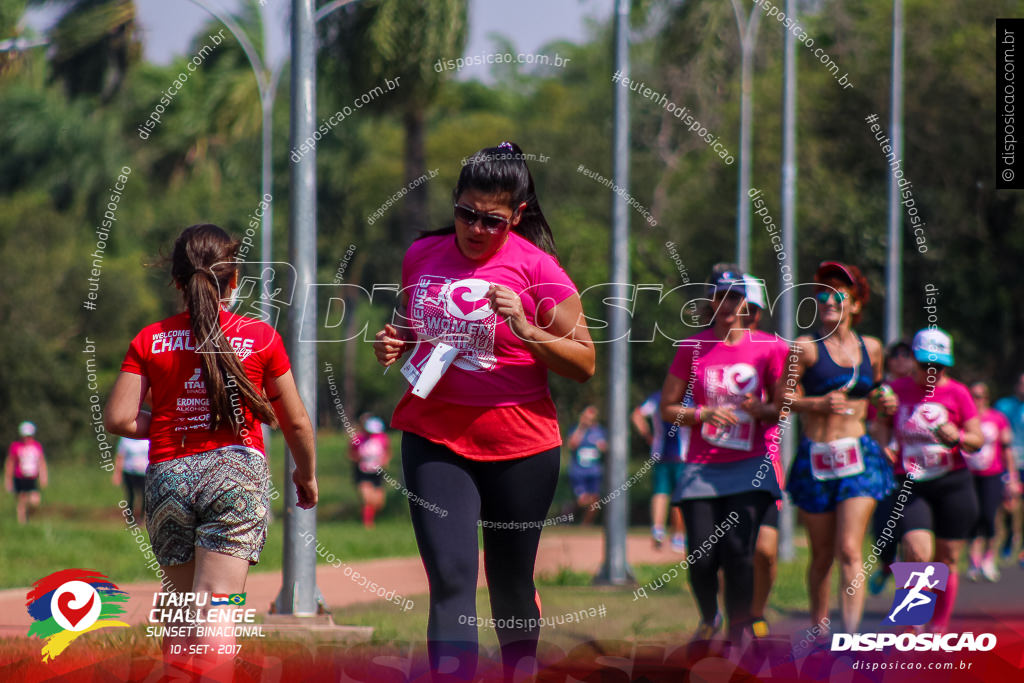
373,143,595,681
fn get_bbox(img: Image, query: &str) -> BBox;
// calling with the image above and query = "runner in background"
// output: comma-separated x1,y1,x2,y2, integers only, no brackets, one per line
781,261,895,636
4,421,48,524
966,382,1019,582
372,142,595,681
660,267,783,643
878,328,983,633
350,414,391,528
632,391,686,551
739,274,790,638
568,405,607,526
994,372,1024,564
113,436,150,521
868,340,915,595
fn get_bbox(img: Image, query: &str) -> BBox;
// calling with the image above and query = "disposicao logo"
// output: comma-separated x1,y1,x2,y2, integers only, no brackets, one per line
886,561,948,626
26,569,130,661
832,562,996,653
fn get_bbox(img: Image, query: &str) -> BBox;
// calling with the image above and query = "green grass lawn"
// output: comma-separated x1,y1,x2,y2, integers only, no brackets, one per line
0,430,422,589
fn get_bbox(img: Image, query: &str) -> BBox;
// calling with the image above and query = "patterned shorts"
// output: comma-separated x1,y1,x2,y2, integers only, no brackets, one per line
786,434,896,514
146,446,271,566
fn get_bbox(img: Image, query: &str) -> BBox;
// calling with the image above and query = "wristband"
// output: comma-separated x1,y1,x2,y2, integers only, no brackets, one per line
694,406,703,425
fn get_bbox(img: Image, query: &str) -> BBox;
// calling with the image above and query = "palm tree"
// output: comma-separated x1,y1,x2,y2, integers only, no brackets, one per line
28,0,140,100
319,0,468,237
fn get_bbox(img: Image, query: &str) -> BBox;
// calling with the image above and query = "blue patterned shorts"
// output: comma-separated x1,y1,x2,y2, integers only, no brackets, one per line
786,435,895,514
145,446,271,566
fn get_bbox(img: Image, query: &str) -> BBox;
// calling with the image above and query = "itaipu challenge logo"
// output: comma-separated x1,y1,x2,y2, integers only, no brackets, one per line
26,569,130,661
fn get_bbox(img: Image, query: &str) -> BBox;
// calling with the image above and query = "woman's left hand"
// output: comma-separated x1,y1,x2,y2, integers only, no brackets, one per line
487,284,530,337
934,422,961,448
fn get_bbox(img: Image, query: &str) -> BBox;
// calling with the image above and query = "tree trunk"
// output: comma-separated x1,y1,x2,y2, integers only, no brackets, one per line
401,105,428,239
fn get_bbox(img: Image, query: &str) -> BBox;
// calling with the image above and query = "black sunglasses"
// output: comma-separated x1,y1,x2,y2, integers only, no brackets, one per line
453,203,516,233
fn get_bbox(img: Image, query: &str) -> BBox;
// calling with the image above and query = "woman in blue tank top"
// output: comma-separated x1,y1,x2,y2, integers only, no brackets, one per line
779,261,896,637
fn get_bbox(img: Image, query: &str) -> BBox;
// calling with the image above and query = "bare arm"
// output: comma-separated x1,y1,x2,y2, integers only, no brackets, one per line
104,373,152,438
631,407,653,445
265,370,318,509
38,456,48,488
489,287,595,382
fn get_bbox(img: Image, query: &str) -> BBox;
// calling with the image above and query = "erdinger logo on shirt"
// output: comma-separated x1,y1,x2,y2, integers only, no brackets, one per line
831,563,997,653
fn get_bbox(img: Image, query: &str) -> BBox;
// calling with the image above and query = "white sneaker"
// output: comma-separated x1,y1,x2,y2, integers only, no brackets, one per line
981,559,1001,583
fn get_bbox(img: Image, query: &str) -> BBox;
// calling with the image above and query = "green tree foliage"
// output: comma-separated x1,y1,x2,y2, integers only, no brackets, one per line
0,0,1020,461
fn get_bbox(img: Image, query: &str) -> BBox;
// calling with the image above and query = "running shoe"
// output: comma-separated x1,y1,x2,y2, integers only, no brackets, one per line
671,534,686,553
751,618,770,638
692,614,722,641
981,559,1000,582
1000,541,1013,562
966,565,981,582
868,567,892,595
652,526,666,549
1018,551,1024,570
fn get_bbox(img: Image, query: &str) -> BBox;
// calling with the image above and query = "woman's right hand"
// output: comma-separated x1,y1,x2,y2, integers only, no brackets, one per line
823,391,852,415
374,323,409,368
701,406,739,429
292,470,318,509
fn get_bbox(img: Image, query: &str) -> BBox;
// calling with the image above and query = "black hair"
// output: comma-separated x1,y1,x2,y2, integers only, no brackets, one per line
419,142,558,259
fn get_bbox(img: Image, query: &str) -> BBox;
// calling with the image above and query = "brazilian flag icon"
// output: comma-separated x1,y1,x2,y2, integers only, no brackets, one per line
228,593,247,606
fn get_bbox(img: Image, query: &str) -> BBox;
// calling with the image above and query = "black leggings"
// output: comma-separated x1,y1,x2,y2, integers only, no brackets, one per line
679,491,773,637
402,432,560,680
972,474,1004,539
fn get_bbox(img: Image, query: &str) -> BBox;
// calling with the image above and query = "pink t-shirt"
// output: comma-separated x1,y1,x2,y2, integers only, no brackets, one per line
668,329,786,464
8,440,43,478
965,408,1010,476
397,231,576,406
890,376,977,478
351,432,390,473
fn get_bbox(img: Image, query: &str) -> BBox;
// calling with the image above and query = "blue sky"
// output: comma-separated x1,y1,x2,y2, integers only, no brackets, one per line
25,0,613,79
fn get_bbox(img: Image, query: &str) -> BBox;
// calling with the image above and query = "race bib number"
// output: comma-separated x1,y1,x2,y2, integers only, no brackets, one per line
701,412,755,451
809,437,866,481
577,447,600,468
700,363,760,452
903,443,954,481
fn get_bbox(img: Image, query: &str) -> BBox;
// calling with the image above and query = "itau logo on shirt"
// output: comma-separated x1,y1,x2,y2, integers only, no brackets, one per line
723,363,759,395
912,403,948,431
884,562,948,626
26,569,129,661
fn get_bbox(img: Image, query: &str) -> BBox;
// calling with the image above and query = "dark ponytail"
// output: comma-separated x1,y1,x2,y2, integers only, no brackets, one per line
171,224,277,433
420,142,558,259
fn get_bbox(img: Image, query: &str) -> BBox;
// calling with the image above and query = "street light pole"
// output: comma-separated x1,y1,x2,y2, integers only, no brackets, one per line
596,0,632,587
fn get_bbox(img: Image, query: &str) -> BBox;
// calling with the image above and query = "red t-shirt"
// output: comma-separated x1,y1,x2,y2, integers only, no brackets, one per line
120,310,291,463
890,376,977,478
391,231,575,459
351,432,390,473
668,329,786,464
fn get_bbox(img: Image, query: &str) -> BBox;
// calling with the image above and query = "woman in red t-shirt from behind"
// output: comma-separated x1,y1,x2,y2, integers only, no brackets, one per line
105,224,318,671
373,142,595,681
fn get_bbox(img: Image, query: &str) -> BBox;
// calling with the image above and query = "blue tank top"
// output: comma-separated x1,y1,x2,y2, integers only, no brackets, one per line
801,335,875,398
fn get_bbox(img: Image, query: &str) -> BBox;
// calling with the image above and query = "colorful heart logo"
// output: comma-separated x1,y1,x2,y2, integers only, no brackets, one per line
57,592,94,628
724,363,759,395
445,279,493,322
50,581,101,632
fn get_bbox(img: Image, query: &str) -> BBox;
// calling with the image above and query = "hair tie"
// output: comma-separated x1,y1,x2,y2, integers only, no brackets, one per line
498,141,514,151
